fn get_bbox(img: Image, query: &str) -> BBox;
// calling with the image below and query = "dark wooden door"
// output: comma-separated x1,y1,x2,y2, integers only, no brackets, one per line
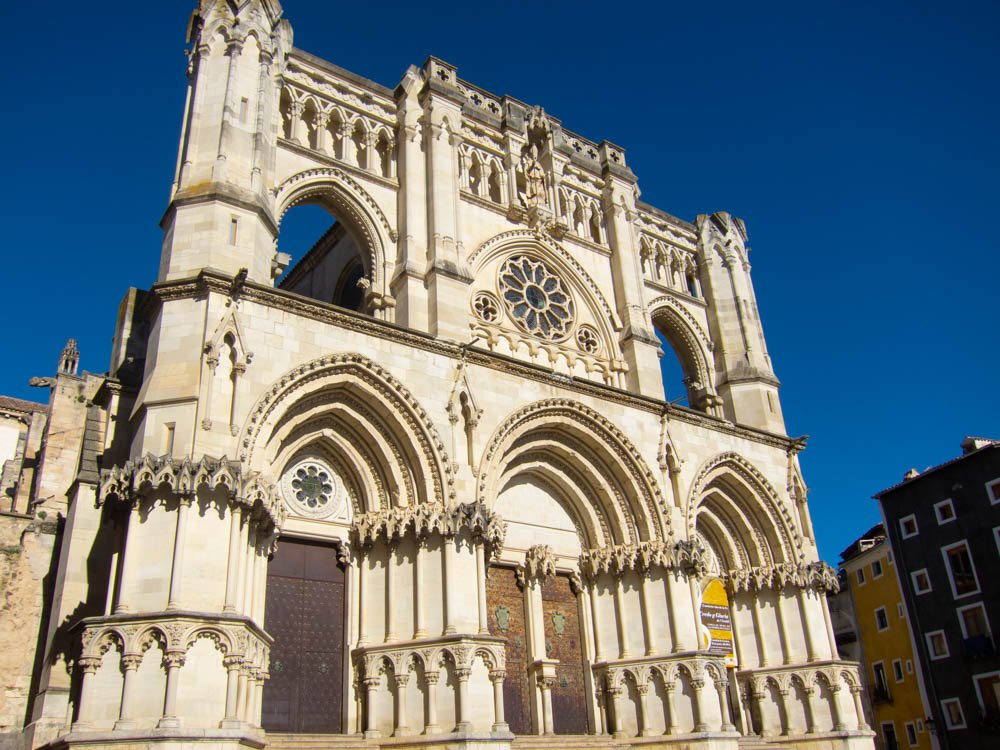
542,574,590,734
486,565,532,734
262,538,345,733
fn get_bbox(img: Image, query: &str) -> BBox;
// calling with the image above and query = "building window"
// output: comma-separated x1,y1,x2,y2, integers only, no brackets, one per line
934,498,956,524
927,630,950,660
974,672,1000,725
916,719,924,732
229,217,238,245
900,514,918,539
942,540,980,598
905,721,917,747
880,721,898,750
906,659,914,674
876,606,890,631
873,662,891,703
941,697,966,729
958,603,994,658
912,569,932,594
898,602,906,618
857,568,866,585
893,659,904,682
987,478,1000,505
872,559,884,578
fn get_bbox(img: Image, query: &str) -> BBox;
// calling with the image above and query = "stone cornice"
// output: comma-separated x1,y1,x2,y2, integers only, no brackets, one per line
726,561,839,594
351,500,506,558
580,539,709,579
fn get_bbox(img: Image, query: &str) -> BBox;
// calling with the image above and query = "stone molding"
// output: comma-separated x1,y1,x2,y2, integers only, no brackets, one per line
727,561,839,594
596,652,728,691
736,659,861,695
98,454,283,531
354,634,506,678
579,539,709,579
351,500,506,558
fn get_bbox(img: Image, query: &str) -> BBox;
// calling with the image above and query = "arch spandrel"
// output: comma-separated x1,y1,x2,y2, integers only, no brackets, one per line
685,452,803,567
477,398,668,546
238,353,453,511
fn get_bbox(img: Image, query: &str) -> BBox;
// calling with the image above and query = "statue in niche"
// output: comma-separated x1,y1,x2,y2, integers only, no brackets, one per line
519,144,547,208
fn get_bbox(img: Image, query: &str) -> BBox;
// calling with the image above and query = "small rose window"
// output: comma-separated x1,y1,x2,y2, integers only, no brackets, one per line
280,458,346,519
498,256,574,340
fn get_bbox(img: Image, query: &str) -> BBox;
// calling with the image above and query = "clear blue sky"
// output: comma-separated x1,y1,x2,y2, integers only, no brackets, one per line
1,1,997,563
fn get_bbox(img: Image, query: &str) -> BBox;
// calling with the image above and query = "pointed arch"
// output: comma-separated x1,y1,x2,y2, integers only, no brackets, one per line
238,353,454,510
477,399,667,546
648,296,714,392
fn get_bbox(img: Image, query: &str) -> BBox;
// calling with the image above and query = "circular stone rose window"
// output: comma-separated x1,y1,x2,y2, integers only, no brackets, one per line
498,256,575,340
280,458,346,520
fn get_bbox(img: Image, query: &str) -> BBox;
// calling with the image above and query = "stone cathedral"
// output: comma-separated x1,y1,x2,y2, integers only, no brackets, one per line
0,2,874,750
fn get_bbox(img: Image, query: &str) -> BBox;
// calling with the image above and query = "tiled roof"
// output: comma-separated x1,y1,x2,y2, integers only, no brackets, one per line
0,395,47,414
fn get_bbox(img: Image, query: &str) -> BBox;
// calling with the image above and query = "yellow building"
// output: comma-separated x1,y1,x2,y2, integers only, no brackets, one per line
840,525,934,750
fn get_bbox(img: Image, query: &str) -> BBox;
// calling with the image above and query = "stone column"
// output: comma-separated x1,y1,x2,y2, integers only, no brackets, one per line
364,676,382,738
115,654,143,730
114,504,142,613
797,588,821,662
315,111,330,153
637,684,654,736
393,674,410,736
166,495,193,609
778,688,791,735
750,689,765,736
607,686,624,738
442,535,456,635
289,101,305,145
639,574,659,656
539,675,555,735
691,678,708,732
688,575,703,650
774,587,793,664
73,658,101,728
803,686,817,734
358,553,370,646
222,656,242,726
424,671,440,734
750,599,773,666
158,652,186,728
822,592,839,659
664,681,678,734
385,543,397,643
223,505,243,612
476,541,489,634
613,575,631,658
589,581,605,661
716,679,735,731
665,571,682,652
830,684,847,732
252,674,265,727
242,529,258,616
851,684,868,730
414,538,426,638
490,670,508,731
455,668,472,731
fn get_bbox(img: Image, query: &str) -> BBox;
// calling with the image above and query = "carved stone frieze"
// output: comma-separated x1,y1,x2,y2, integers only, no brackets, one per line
515,544,557,587
580,538,709,579
726,560,839,593
351,500,506,558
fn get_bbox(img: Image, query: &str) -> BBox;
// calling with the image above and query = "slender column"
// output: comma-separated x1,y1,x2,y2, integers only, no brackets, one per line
475,541,489,634
665,571,682,652
115,654,143,729
664,681,678,734
213,38,243,178
607,687,623,738
739,686,755,735
688,575,703,650
850,685,868,730
289,102,305,145
442,536,456,634
236,667,248,721
414,538,426,638
729,598,748,667
364,676,381,738
74,659,101,728
750,689,765,736
490,670,508,731
252,676,264,727
358,553,370,646
242,529,258,615
750,599,773,666
691,678,708,732
589,581,605,661
803,686,817,734
315,112,330,153
115,504,141,613
821,592,839,659
424,671,440,734
774,587,793,664
385,543,397,642
539,676,555,735
222,656,242,725
393,674,410,736
158,653,186,728
613,575,630,658
797,588,821,662
778,689,791,735
242,670,258,724
716,679,735,731
167,495,193,609
639,574,659,656
223,505,243,612
830,684,847,731
637,684,654,736
235,519,251,613
455,668,472,731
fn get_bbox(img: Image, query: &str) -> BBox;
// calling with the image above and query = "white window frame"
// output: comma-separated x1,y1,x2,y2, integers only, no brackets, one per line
906,659,914,674
892,658,904,682
875,606,890,632
927,630,950,660
911,568,932,595
934,497,956,524
994,525,1000,556
957,602,992,639
973,670,1000,718
941,697,966,729
872,558,884,578
986,477,1000,505
941,539,981,599
905,720,918,746
857,567,866,585
900,513,919,539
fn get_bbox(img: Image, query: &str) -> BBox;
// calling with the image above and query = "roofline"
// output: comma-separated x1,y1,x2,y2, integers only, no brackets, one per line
873,442,1000,498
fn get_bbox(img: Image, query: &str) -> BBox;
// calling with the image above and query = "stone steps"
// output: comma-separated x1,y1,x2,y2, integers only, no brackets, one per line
266,733,370,750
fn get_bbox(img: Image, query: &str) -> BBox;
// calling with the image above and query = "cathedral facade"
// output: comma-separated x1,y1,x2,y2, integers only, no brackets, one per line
0,2,874,750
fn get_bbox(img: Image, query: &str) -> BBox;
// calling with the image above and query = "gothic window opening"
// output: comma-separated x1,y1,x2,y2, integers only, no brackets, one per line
302,99,320,151
326,110,345,160
498,256,575,341
279,88,294,140
352,121,368,169
469,152,484,196
488,162,503,203
374,130,393,178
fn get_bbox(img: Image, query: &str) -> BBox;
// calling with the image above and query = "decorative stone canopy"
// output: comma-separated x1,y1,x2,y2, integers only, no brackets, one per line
351,500,506,558
727,561,840,594
579,539,710,579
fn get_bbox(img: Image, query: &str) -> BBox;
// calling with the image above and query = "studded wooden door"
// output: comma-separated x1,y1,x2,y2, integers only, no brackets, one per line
542,574,590,734
486,565,532,734
262,537,345,733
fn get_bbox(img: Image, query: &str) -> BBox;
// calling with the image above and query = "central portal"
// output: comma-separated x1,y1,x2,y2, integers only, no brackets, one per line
262,537,346,733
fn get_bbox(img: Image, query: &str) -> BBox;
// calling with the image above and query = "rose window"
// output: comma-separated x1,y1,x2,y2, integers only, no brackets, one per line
472,291,501,323
280,458,346,519
576,325,600,354
498,256,574,340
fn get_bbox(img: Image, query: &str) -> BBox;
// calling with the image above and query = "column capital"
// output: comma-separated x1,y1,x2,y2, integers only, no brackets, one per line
78,656,101,674
121,654,143,671
455,667,472,681
163,652,186,670
489,669,506,683
424,671,440,685
362,675,382,688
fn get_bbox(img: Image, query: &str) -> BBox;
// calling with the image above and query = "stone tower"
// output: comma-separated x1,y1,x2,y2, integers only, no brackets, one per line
0,2,873,750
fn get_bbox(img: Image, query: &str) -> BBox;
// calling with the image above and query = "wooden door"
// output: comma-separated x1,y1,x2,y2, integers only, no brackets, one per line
542,574,590,734
486,565,532,734
262,538,345,733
